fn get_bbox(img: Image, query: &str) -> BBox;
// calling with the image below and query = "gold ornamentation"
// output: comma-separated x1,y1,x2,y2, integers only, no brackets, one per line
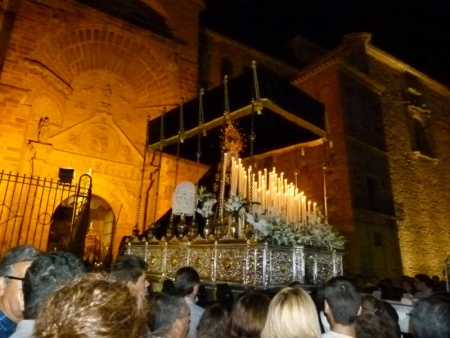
150,256,158,266
222,258,232,270
224,122,244,152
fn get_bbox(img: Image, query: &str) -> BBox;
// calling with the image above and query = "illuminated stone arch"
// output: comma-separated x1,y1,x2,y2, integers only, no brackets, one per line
29,25,179,106
47,194,116,266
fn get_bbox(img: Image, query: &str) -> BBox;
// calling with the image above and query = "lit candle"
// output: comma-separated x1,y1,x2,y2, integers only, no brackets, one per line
307,201,311,224
220,152,228,219
301,195,306,224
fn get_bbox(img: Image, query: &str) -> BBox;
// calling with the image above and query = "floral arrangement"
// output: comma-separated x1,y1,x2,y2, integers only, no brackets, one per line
246,208,345,251
224,195,249,218
196,186,217,218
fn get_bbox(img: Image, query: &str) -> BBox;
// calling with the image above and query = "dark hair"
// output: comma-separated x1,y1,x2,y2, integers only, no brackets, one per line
110,254,148,283
23,251,85,319
319,276,361,325
0,244,42,277
161,278,177,295
411,292,450,338
414,273,434,288
174,266,200,296
197,303,229,338
229,291,270,338
149,292,187,335
355,295,401,338
33,273,148,338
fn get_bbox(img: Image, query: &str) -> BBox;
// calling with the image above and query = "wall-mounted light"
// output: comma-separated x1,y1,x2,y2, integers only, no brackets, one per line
59,168,75,184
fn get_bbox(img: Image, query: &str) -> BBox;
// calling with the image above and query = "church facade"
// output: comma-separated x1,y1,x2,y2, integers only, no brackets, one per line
0,0,448,278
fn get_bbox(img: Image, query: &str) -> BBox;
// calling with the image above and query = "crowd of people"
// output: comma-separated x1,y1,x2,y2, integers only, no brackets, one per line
0,244,449,338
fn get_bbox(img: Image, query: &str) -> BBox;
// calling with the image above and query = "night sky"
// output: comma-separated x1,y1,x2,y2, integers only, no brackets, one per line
202,0,450,86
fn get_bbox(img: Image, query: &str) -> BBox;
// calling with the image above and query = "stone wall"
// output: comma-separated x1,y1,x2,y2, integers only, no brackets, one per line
369,56,450,276
0,0,203,257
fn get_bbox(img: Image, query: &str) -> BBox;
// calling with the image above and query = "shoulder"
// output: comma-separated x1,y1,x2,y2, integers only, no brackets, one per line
188,302,205,314
9,320,35,338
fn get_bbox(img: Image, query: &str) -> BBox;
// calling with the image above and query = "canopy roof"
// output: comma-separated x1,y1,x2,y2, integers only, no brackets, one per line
148,67,326,166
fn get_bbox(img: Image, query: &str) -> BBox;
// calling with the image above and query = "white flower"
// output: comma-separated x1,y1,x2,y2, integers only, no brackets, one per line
195,186,217,218
225,195,248,217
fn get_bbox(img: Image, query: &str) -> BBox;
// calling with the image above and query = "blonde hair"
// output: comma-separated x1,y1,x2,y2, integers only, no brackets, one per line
261,286,321,338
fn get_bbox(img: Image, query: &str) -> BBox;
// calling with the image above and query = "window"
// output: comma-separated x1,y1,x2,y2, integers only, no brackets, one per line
404,73,435,157
411,117,433,156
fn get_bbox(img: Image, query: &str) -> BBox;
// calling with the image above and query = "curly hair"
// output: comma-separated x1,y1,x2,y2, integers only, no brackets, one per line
33,273,148,338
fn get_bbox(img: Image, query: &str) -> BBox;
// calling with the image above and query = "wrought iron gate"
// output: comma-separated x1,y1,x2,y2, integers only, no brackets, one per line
0,170,92,258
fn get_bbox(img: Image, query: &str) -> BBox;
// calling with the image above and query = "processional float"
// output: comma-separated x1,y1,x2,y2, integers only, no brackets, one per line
124,62,344,288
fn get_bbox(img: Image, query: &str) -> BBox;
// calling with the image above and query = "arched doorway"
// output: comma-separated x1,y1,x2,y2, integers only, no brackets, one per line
47,195,115,268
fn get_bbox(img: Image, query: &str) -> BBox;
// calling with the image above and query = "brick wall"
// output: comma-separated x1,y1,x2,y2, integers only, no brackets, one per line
0,0,203,257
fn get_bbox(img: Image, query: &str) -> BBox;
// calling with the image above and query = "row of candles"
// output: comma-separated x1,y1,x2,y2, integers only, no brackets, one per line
225,152,318,224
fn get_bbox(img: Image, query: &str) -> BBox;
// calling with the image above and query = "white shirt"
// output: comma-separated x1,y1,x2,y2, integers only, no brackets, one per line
322,331,354,338
9,319,35,338
185,297,205,338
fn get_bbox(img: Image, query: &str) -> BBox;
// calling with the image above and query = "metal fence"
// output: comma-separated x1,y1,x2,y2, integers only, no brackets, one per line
0,170,91,258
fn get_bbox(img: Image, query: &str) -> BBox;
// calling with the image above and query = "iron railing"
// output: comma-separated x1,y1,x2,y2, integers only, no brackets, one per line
0,170,91,258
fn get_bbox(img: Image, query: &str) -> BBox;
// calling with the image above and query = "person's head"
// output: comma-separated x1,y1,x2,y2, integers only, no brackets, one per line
261,286,321,338
174,266,201,298
110,254,149,297
411,293,450,338
413,273,433,291
401,276,414,293
355,295,401,338
162,278,177,295
33,273,148,338
149,292,190,338
22,251,85,320
432,275,440,283
196,303,229,338
319,276,361,327
229,291,270,338
0,244,42,323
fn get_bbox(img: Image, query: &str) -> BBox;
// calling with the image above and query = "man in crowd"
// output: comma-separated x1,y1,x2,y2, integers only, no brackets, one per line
411,292,450,338
174,267,204,338
0,245,41,337
149,293,190,338
319,276,361,338
110,254,149,298
10,251,85,338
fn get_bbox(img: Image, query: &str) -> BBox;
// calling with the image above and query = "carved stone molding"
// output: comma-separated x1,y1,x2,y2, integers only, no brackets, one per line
24,58,72,97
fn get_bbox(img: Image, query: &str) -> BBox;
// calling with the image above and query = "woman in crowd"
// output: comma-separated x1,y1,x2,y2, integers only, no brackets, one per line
196,303,229,338
355,295,401,338
261,286,321,338
33,273,148,338
229,291,270,338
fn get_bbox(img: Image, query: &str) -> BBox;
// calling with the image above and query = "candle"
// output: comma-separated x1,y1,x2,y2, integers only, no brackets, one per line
307,201,311,223
220,152,228,219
